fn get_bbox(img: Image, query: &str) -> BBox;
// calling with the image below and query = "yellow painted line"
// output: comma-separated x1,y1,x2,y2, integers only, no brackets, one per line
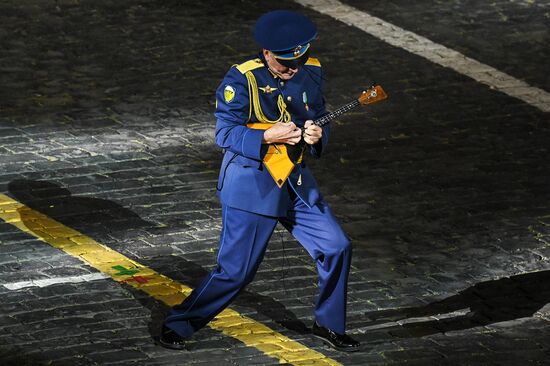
0,194,341,366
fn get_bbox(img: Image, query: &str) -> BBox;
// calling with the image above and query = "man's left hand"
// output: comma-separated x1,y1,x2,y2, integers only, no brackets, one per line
303,120,322,145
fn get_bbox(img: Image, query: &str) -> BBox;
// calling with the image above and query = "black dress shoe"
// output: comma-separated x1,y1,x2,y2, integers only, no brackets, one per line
312,322,360,352
159,325,187,350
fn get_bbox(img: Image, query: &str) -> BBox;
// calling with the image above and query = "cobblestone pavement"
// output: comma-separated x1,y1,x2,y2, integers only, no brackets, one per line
1,0,549,365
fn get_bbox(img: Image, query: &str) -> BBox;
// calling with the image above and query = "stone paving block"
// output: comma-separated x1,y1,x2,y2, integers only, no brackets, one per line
87,349,150,364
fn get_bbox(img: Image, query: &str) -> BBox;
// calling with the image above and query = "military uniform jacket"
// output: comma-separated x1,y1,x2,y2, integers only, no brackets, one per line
214,55,330,217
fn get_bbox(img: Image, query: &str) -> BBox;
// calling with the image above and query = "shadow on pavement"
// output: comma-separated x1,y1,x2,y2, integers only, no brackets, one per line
7,179,157,234
364,270,550,338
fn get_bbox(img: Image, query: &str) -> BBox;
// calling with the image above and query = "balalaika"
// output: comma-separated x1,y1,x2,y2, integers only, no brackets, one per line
247,84,388,187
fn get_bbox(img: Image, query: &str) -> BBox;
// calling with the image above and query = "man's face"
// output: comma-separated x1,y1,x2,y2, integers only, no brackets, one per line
263,50,298,80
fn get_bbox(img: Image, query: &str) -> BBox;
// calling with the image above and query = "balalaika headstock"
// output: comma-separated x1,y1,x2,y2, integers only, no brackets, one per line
358,84,388,105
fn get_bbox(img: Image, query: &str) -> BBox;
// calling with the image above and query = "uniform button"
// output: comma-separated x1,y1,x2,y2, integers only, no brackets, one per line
280,81,285,86
286,96,292,102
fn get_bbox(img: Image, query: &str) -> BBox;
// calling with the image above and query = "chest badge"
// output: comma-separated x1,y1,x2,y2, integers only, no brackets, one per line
259,85,277,94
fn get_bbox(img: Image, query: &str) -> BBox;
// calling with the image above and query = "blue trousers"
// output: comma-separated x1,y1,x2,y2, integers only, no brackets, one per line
164,195,352,336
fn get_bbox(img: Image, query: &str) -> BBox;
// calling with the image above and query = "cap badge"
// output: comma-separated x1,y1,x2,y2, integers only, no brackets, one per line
224,85,235,103
293,45,303,57
259,85,277,94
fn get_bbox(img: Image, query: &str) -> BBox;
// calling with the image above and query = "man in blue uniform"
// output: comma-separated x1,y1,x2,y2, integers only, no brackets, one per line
160,10,360,352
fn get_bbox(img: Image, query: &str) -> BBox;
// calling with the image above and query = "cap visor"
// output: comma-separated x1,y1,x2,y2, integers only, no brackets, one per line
276,50,310,69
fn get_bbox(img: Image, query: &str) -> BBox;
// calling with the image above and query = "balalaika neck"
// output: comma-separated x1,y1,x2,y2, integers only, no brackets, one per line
313,99,360,127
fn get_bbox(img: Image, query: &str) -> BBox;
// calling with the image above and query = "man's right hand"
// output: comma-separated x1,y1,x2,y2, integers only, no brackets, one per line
262,122,302,145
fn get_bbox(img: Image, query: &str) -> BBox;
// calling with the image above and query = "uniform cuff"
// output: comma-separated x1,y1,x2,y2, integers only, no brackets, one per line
241,128,265,160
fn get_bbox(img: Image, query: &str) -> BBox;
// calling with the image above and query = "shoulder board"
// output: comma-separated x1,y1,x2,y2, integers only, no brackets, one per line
235,58,265,74
305,57,321,67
